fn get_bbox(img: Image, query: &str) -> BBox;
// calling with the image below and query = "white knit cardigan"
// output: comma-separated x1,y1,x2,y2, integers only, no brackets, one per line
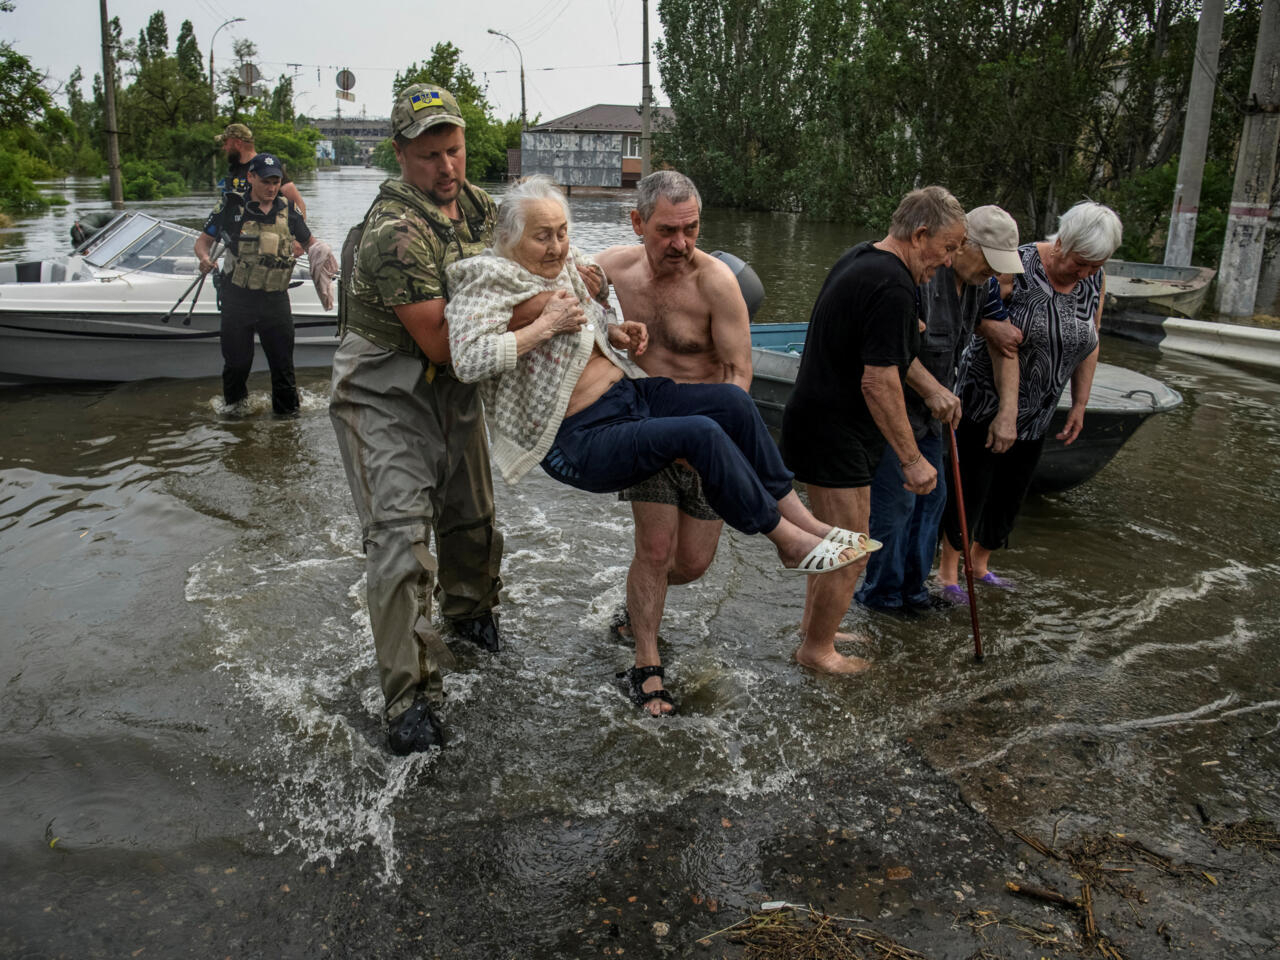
446,247,645,485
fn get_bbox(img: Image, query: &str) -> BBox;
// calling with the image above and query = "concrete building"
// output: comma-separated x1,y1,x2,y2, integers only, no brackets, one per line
519,104,675,188
307,116,390,163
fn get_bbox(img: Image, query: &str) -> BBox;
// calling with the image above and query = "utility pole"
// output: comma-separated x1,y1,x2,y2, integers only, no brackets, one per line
1164,0,1224,267
209,18,245,187
641,0,652,178
488,30,527,131
98,0,123,209
1215,0,1280,317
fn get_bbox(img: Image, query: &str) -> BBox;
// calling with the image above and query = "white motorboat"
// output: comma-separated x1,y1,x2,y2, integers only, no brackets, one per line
0,212,338,386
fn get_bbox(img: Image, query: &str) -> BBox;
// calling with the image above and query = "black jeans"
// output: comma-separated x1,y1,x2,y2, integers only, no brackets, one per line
219,283,298,414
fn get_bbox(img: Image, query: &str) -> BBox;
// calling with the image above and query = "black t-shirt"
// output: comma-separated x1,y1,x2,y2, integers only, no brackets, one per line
202,193,311,257
780,243,920,482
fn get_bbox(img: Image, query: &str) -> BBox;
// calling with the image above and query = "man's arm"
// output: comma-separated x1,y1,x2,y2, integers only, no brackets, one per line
393,299,450,365
195,232,217,274
986,345,1019,453
863,365,937,494
904,357,960,428
281,182,306,218
703,259,752,390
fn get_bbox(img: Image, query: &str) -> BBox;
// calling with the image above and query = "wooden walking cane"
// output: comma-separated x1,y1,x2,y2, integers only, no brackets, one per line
947,427,984,662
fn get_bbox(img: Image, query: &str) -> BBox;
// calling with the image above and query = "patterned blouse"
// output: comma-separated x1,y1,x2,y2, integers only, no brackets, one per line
956,243,1102,440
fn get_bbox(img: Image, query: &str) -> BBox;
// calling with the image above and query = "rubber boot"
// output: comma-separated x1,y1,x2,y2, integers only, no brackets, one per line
386,697,446,755
450,612,501,653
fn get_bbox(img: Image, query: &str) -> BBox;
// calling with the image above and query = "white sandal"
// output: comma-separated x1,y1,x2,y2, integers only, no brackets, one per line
824,527,883,555
781,537,859,575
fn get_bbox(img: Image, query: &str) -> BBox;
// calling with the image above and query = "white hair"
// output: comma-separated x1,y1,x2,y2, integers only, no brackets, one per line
1051,201,1123,261
494,175,570,258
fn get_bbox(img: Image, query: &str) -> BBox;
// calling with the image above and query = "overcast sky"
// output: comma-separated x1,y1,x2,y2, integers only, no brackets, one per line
5,0,666,124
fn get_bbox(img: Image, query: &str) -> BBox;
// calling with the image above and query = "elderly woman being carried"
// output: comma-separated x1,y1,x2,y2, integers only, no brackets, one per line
445,176,872,700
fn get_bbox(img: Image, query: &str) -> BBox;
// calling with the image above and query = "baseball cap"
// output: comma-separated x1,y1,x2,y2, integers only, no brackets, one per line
247,153,285,179
391,84,466,140
215,122,254,145
966,205,1024,274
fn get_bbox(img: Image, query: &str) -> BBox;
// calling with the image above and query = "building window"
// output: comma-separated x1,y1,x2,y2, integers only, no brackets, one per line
623,134,642,159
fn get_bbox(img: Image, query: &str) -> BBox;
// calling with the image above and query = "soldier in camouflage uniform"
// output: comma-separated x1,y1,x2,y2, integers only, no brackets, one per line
328,84,503,756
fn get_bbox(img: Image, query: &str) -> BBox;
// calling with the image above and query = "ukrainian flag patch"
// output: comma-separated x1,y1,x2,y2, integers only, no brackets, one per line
410,90,442,111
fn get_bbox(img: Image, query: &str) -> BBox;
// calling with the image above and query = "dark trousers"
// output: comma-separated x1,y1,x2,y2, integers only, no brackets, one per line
942,416,1045,552
542,377,792,535
856,431,947,609
219,284,298,414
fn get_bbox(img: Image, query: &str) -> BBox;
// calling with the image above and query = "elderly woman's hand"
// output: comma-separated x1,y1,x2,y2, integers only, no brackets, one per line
1056,404,1086,445
608,320,647,356
986,410,1017,453
537,289,587,336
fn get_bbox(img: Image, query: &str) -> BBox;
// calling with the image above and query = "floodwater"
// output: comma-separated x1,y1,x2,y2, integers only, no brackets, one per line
2,170,1278,959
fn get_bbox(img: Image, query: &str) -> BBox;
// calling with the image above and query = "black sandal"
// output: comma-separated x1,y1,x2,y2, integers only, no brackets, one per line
616,665,676,715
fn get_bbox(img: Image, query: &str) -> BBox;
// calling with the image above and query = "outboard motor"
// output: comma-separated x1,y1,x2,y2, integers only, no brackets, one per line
709,250,765,320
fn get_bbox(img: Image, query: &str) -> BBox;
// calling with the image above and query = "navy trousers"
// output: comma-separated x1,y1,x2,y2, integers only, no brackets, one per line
855,431,947,610
219,284,298,415
542,377,792,535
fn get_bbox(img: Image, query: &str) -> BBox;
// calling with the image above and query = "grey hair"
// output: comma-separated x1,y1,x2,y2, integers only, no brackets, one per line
1051,200,1123,261
635,170,702,221
888,185,966,241
494,175,571,259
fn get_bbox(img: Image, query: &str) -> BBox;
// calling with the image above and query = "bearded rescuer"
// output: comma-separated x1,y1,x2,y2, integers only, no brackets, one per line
195,152,337,415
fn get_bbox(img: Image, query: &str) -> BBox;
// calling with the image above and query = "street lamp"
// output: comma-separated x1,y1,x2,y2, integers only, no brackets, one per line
487,28,526,130
209,17,245,187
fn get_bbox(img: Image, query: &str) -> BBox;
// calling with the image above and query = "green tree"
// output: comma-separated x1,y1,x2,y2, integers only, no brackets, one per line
268,74,294,124
656,0,1259,258
334,135,359,165
175,20,204,85
137,11,168,65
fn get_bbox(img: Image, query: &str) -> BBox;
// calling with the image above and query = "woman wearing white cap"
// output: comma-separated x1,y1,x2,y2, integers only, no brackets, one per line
939,200,1122,599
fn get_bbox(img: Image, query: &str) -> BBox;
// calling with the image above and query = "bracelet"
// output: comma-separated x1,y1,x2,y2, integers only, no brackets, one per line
901,451,923,469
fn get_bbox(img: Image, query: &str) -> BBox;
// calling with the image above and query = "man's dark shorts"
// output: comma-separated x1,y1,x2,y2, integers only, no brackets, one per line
618,463,721,521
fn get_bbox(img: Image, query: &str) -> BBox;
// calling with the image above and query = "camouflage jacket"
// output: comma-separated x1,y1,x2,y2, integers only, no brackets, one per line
350,177,497,310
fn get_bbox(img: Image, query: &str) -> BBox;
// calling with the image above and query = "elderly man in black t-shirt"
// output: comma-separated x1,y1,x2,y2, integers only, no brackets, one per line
780,186,966,674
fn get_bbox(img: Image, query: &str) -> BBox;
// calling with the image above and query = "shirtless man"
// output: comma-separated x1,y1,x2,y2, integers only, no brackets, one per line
595,171,752,715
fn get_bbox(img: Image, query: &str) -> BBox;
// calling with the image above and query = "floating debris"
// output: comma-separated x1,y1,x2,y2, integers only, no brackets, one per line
702,904,931,959
1206,817,1280,853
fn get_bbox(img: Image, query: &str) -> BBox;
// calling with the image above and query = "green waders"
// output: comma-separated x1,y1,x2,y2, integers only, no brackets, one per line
329,333,503,721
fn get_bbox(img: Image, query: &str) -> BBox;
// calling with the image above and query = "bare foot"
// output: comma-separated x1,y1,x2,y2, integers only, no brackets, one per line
793,644,871,675
834,631,866,645
640,672,673,716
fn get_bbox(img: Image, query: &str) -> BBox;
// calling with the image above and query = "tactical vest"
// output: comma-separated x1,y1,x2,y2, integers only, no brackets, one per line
339,181,494,358
228,206,297,292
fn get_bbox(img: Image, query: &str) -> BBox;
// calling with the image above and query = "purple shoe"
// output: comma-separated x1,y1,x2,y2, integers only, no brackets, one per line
977,572,1015,590
940,584,969,606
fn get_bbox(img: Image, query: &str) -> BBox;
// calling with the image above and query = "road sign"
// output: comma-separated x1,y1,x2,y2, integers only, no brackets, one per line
336,69,356,92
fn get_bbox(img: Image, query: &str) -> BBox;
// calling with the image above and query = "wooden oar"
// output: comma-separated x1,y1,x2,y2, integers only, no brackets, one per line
947,427,984,662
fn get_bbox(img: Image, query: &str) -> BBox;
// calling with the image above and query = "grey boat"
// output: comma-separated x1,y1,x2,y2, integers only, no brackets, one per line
747,322,1182,494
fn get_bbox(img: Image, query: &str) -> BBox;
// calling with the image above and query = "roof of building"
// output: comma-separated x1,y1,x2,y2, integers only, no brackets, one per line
529,103,675,134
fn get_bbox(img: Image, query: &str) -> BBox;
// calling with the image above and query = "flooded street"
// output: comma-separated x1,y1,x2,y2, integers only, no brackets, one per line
2,170,1279,958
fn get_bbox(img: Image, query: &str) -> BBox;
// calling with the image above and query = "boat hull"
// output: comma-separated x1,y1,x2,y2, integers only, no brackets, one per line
746,325,1181,494
0,308,338,385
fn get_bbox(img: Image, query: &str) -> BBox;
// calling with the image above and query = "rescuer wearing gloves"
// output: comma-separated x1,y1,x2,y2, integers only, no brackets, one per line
195,152,337,415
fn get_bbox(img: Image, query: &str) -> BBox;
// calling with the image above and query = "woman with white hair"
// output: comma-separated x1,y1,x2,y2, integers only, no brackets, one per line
445,175,873,713
938,200,1123,599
